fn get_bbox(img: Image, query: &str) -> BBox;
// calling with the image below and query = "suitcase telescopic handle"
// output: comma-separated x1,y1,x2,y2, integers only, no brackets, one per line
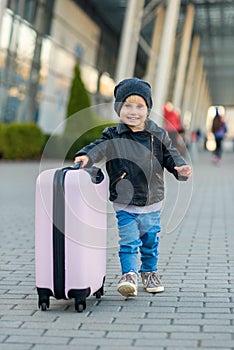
61,162,104,184
62,162,82,172
72,162,82,170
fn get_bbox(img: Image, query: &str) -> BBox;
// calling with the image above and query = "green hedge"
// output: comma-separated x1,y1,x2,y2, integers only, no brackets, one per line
0,121,117,160
66,122,117,160
43,122,117,160
0,122,5,157
1,122,45,160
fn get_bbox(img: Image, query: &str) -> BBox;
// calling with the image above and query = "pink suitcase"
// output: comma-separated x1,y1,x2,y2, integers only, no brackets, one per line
35,164,107,312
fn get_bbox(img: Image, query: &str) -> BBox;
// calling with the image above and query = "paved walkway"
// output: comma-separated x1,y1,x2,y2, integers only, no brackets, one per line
0,150,234,350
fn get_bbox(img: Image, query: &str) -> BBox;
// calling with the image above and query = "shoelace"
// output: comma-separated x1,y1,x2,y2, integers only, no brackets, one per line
148,272,160,285
125,274,137,284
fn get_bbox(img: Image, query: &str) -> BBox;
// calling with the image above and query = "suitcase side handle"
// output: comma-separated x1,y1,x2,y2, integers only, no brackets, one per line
85,167,104,184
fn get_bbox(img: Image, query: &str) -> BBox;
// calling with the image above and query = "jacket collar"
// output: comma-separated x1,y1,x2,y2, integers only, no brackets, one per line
116,118,159,134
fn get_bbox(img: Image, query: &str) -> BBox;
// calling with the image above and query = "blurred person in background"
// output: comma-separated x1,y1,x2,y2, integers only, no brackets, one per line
163,102,183,151
211,107,227,164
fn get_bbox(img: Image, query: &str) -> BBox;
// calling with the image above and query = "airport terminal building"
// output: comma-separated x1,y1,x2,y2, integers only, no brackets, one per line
0,0,233,138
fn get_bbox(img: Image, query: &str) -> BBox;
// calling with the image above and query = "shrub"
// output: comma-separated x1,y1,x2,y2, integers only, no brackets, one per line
65,122,117,160
2,122,45,160
65,63,93,137
0,122,5,158
66,63,91,118
42,122,117,161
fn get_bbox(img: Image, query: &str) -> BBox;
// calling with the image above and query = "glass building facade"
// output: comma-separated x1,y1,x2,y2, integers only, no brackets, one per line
0,0,55,123
0,0,115,134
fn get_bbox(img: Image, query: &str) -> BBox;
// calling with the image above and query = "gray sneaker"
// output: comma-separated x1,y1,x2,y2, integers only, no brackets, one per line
117,272,138,297
141,272,164,293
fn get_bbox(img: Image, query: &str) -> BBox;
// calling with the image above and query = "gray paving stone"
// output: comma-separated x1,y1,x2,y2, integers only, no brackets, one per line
171,332,232,340
200,339,234,348
0,328,45,336
0,335,8,342
98,347,149,350
69,337,133,346
146,312,202,319
105,330,168,339
21,321,82,330
0,321,23,328
1,315,58,322
176,307,231,313
5,335,70,345
203,325,234,332
141,324,200,333
135,338,198,347
113,318,172,325
204,314,234,320
173,318,231,325
80,323,140,331
166,348,231,350
45,329,106,338
0,345,32,350
33,346,96,350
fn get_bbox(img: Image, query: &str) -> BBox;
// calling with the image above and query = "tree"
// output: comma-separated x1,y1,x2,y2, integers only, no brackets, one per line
64,62,95,158
66,62,91,118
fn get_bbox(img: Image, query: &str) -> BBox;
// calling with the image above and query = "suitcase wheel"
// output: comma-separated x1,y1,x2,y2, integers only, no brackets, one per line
94,284,104,299
75,299,86,313
41,302,47,311
94,290,102,299
38,294,50,311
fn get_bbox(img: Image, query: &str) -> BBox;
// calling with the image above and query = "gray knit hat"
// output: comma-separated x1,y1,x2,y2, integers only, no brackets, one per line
114,77,153,115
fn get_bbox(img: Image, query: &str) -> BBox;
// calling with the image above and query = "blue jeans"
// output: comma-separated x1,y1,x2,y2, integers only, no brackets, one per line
115,210,161,274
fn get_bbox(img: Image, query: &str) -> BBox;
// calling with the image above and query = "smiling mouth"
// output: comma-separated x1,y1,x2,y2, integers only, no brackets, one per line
127,117,139,121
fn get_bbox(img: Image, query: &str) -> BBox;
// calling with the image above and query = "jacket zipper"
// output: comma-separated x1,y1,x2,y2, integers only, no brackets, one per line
111,171,127,186
147,134,154,204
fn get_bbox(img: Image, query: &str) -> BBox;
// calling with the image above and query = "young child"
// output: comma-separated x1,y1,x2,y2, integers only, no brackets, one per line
74,78,192,298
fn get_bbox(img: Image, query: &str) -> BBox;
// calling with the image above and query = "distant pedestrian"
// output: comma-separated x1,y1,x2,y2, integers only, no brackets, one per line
163,101,182,149
74,78,192,298
212,108,227,164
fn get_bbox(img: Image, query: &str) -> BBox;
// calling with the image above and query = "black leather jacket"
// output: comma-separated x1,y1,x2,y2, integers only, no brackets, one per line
75,119,187,206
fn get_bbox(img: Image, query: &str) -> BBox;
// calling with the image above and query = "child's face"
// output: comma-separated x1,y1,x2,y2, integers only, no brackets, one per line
119,95,148,132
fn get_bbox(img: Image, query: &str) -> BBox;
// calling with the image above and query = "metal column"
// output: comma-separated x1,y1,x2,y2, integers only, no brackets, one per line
172,4,195,110
182,35,200,117
0,0,6,24
115,0,145,83
190,56,204,132
153,0,181,120
196,74,208,132
144,4,165,88
195,70,211,133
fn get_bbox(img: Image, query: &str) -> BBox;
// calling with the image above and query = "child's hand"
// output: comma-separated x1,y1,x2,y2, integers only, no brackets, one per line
174,165,192,178
74,155,89,168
